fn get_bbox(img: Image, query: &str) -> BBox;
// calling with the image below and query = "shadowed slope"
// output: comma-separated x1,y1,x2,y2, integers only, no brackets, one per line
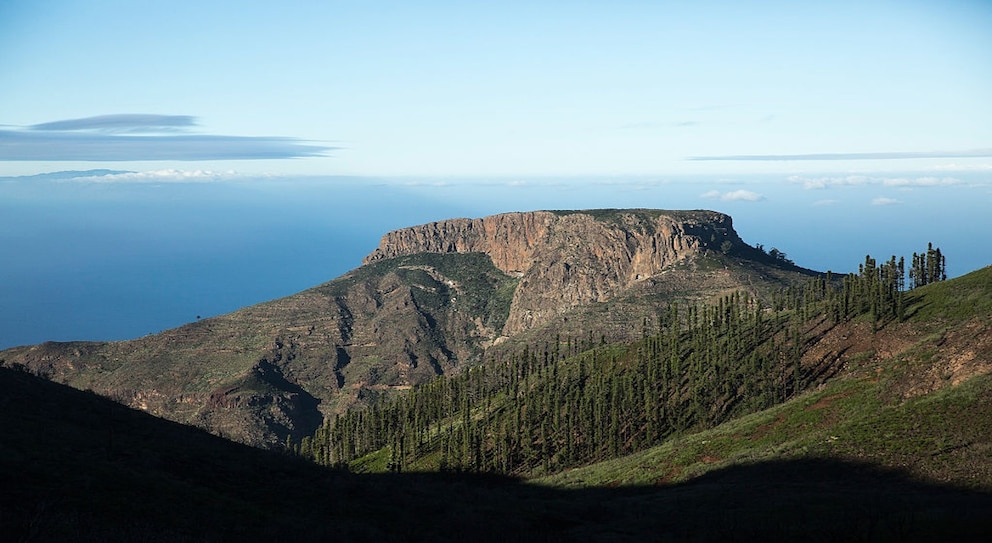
3,366,992,542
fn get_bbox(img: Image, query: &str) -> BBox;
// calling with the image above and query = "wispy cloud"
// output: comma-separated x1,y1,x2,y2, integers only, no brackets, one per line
871,197,902,206
701,189,764,201
30,114,197,133
812,199,840,206
690,149,992,161
0,114,332,161
787,175,962,190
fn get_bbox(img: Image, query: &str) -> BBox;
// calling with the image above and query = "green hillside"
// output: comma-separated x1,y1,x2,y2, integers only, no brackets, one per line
540,354,992,489
296,263,991,486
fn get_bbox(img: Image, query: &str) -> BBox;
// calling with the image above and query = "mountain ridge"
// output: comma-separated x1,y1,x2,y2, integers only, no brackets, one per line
364,209,751,335
0,209,817,447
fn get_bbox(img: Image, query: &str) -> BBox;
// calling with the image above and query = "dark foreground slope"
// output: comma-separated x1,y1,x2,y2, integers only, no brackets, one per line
3,364,992,542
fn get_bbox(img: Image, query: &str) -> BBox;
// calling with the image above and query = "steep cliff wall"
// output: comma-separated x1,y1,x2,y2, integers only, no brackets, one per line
364,209,743,335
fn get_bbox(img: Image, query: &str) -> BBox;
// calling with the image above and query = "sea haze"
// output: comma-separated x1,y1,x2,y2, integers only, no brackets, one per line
1,171,990,348
0,175,469,348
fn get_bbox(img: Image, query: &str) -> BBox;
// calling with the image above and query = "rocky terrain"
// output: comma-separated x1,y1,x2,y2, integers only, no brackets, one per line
0,209,812,447
365,209,749,335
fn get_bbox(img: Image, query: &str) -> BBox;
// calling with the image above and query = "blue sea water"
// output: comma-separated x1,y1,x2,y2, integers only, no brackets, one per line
1,172,989,348
0,177,469,347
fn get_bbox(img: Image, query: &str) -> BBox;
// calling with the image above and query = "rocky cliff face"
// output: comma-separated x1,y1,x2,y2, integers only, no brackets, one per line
1,208,769,449
365,210,742,335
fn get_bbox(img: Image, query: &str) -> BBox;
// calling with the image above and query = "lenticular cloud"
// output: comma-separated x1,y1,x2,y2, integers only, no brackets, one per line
0,114,332,161
30,114,198,133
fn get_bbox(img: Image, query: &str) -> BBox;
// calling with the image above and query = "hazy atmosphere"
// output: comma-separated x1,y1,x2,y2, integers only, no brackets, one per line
2,0,991,348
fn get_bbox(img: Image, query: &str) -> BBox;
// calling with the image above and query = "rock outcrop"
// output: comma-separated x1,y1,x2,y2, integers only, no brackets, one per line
365,209,742,335
1,208,785,448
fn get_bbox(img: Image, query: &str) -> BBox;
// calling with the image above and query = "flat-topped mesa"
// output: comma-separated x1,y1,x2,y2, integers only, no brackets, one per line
363,209,738,272
364,211,557,274
364,209,744,335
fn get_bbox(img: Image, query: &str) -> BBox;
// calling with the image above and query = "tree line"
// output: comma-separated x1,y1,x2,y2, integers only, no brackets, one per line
289,245,945,476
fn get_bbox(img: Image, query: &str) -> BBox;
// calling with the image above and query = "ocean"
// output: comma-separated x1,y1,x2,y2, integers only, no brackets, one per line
1,172,989,348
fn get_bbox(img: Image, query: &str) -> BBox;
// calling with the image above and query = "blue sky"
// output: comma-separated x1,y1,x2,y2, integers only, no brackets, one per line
1,1,992,347
2,0,990,176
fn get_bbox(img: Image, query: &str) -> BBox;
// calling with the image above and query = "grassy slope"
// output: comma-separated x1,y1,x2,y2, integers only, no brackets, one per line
537,370,992,489
335,266,989,480
538,266,992,490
